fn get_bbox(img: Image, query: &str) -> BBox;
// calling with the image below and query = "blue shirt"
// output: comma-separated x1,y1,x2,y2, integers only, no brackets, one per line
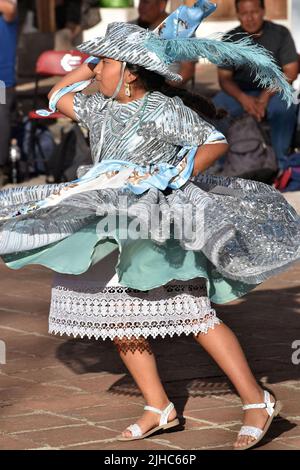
0,14,17,87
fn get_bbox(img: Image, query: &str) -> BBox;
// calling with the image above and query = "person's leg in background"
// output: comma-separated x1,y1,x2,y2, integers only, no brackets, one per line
0,87,15,187
213,90,245,120
212,89,261,133
266,93,298,170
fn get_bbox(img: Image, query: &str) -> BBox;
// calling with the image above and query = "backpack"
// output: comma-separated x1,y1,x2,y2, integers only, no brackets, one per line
273,152,300,192
22,118,56,175
221,114,278,184
47,123,92,183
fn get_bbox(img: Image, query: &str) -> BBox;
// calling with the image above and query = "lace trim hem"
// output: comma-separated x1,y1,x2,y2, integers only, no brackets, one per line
48,314,222,341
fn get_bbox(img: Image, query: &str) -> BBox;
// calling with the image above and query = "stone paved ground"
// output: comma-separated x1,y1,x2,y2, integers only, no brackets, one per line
1,67,300,448
0,260,299,451
0,192,299,451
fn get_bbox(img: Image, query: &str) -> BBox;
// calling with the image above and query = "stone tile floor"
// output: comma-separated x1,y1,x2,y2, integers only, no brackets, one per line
0,191,299,450
0,166,299,450
0,257,299,450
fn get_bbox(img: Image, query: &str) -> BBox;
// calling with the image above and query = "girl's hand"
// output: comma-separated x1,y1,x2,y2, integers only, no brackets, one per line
48,62,96,100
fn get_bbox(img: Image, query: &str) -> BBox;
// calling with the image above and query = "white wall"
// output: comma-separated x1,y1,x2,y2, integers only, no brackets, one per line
291,0,300,50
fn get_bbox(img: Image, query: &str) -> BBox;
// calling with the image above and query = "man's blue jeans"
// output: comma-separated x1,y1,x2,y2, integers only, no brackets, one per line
213,90,298,170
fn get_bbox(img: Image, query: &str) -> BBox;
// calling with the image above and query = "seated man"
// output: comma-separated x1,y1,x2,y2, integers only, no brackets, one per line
129,0,196,87
213,0,299,170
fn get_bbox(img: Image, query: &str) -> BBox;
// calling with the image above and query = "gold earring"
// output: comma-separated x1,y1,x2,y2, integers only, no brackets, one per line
125,83,131,97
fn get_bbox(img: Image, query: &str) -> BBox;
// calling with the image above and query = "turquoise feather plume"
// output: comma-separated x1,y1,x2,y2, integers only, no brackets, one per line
144,34,295,106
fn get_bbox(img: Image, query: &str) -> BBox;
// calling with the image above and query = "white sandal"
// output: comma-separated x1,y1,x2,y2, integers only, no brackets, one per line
234,389,282,450
117,401,180,441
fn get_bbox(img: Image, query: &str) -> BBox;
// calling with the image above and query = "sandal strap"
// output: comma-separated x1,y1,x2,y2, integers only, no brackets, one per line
126,423,143,438
238,425,263,440
242,390,275,417
144,402,174,426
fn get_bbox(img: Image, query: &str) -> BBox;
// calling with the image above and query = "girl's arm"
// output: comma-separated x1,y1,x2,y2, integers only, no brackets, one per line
192,142,228,177
47,62,96,120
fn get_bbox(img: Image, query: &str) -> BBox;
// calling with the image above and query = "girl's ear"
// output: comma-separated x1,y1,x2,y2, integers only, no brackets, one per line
124,69,138,84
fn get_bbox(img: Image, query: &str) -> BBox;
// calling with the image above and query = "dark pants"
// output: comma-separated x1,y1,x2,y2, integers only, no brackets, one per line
213,90,298,170
0,87,16,167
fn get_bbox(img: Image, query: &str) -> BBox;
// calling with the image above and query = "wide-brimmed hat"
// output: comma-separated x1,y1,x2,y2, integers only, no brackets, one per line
76,0,293,105
77,22,183,83
77,0,219,82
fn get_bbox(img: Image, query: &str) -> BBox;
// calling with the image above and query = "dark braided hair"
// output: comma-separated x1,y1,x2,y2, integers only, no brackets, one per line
126,63,226,123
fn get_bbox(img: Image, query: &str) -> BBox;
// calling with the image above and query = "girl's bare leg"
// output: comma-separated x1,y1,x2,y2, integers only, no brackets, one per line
113,336,177,438
194,322,276,448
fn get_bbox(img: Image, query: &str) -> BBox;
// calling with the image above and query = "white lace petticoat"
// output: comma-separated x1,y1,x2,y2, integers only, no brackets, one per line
48,250,222,341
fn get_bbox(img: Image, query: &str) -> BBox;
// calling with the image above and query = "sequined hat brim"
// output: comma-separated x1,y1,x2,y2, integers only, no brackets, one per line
77,23,183,83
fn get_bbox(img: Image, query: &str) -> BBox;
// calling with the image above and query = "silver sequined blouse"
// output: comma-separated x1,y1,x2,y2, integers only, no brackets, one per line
73,90,225,165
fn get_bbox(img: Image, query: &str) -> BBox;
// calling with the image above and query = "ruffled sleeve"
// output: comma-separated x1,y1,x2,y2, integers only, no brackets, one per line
73,92,105,129
203,128,227,145
155,95,226,147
